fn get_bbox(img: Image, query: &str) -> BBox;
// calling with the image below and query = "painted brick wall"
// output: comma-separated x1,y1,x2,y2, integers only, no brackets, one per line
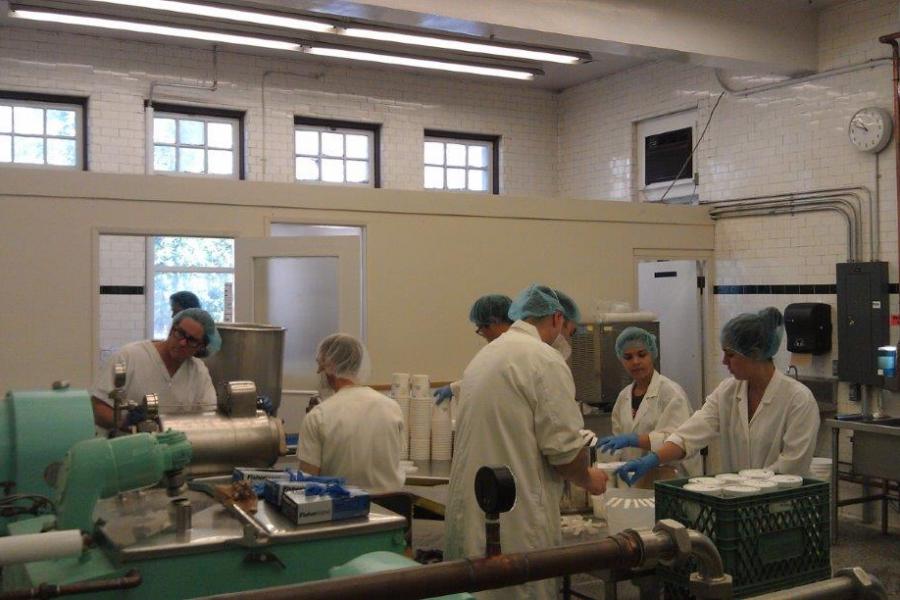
0,26,559,196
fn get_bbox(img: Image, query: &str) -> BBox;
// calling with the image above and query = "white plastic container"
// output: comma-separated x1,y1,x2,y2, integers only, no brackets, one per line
605,488,655,534
688,477,723,487
410,374,431,398
391,373,410,398
715,473,747,485
683,483,722,497
596,462,625,489
722,484,759,497
771,474,803,488
739,469,774,480
810,457,832,482
742,479,779,492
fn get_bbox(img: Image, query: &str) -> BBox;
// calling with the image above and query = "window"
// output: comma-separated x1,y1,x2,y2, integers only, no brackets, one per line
424,130,498,194
636,109,696,202
149,236,234,338
149,102,243,178
294,117,380,187
0,92,86,169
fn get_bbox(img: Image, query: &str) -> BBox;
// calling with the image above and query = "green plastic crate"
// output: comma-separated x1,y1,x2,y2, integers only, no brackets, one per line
655,477,831,598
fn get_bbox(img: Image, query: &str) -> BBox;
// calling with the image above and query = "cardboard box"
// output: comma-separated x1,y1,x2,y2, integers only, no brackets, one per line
280,487,370,525
263,480,312,507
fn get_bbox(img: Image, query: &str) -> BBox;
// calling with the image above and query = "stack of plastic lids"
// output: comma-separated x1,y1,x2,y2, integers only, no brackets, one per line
431,401,452,461
683,483,722,496
390,373,411,459
771,474,803,488
721,484,758,497
409,374,432,460
689,476,723,487
738,468,775,480
742,479,779,491
715,473,747,485
810,457,832,481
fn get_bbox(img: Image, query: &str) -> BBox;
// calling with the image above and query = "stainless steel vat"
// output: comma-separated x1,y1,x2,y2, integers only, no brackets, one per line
203,323,286,414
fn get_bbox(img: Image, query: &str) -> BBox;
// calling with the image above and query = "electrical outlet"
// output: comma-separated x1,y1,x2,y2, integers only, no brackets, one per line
693,172,700,185
832,359,839,376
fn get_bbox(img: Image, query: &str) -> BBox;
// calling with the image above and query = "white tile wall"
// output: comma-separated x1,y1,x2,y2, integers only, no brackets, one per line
98,235,146,362
559,0,900,416
0,27,559,196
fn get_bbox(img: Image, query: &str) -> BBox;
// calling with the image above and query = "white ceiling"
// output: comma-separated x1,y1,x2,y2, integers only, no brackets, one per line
3,0,840,90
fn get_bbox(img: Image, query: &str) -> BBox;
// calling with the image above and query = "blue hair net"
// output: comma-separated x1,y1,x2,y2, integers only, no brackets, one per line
508,284,564,320
615,327,658,360
468,294,513,326
554,289,582,323
170,291,201,311
317,333,372,384
720,307,784,360
173,308,221,357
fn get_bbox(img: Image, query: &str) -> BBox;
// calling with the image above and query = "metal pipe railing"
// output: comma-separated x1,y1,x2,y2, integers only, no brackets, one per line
746,567,888,600
202,521,730,600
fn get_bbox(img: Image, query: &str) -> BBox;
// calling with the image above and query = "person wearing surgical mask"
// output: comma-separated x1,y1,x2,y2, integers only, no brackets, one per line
297,333,405,493
552,289,581,361
445,284,607,600
594,327,701,484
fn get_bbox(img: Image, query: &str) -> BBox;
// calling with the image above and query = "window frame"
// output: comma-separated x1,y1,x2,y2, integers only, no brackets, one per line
423,129,499,195
145,235,235,339
146,101,245,180
293,116,381,188
0,91,88,170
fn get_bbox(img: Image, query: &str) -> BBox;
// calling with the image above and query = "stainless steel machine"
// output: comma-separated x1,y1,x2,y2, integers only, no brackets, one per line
570,319,661,407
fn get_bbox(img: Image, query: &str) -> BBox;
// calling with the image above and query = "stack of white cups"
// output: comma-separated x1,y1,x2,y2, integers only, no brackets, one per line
390,373,411,459
431,401,453,460
409,374,432,460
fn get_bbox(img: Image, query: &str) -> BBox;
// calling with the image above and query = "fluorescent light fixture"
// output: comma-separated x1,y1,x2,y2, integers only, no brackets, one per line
10,10,301,51
341,27,581,64
306,47,535,80
79,0,334,33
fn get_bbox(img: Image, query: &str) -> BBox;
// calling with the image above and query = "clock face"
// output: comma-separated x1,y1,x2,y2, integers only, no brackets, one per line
848,107,893,153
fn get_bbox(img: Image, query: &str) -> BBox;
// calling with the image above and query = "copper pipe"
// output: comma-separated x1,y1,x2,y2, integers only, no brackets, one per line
880,33,900,300
205,532,647,600
0,570,141,599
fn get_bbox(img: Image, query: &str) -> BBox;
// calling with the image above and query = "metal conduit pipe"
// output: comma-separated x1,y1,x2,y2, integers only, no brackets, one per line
706,194,865,260
203,521,729,600
746,567,888,600
709,198,860,260
715,59,891,97
701,187,874,260
685,530,725,581
880,33,900,303
709,205,857,262
0,570,142,599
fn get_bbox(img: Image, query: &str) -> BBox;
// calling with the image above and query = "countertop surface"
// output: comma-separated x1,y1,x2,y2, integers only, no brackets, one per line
825,417,900,436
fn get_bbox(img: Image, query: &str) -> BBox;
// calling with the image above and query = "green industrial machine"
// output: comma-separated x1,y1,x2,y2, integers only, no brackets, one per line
1,388,408,599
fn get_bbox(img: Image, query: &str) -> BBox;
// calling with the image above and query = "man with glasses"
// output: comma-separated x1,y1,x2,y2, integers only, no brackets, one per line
91,308,221,431
432,294,513,405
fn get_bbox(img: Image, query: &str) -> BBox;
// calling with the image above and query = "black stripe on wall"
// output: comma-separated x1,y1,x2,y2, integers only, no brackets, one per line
713,283,900,295
100,285,144,295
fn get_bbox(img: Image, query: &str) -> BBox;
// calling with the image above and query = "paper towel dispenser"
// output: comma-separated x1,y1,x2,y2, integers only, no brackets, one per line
784,303,832,354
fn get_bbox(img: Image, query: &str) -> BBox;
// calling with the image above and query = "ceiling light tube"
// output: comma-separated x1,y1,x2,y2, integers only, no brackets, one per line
78,0,334,33
340,27,581,64
9,9,301,51
306,47,535,80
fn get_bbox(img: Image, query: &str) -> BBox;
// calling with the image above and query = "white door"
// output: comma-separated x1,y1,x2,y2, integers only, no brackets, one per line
637,260,704,408
235,237,362,432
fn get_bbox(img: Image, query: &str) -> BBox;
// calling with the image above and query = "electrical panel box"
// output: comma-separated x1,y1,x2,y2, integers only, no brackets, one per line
836,262,889,385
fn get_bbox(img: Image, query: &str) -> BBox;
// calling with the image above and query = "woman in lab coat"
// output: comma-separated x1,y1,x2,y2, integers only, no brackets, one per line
611,307,819,485
597,327,701,479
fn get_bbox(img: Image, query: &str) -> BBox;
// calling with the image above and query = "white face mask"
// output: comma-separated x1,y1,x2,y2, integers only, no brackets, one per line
317,371,334,399
552,334,572,360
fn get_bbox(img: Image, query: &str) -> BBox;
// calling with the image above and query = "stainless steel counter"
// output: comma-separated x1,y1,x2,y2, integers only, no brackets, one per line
826,417,900,542
405,460,452,486
97,487,406,561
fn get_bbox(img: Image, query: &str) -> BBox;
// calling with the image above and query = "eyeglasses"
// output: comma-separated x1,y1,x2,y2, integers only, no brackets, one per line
172,325,204,349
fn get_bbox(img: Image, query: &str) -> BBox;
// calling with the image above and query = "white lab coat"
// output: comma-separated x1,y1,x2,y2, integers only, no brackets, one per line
91,340,217,414
445,321,585,600
666,370,819,475
297,385,405,493
610,370,702,477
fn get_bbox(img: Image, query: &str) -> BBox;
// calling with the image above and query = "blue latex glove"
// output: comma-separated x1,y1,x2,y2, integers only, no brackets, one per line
257,395,275,416
617,453,660,487
123,406,147,428
595,432,640,454
432,385,453,405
